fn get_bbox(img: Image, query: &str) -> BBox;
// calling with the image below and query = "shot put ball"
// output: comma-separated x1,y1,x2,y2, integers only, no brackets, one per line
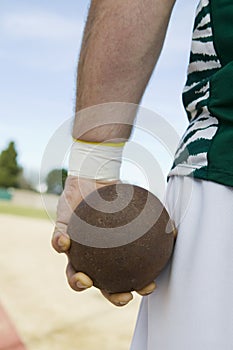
67,183,176,293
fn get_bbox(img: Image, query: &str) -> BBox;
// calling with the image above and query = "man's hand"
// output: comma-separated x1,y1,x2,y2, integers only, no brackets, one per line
52,176,156,307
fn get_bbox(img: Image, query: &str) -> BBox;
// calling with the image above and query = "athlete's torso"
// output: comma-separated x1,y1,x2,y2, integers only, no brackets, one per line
169,0,233,186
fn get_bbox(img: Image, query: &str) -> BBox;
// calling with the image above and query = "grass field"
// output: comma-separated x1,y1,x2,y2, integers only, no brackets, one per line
0,201,50,220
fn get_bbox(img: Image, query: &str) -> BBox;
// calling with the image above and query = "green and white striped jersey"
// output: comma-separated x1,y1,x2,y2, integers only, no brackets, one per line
169,0,233,187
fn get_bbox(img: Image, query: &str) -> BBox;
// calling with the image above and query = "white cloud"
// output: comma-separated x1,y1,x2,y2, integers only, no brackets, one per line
1,12,84,41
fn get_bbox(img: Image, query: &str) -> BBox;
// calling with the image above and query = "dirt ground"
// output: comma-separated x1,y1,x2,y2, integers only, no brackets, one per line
0,214,141,350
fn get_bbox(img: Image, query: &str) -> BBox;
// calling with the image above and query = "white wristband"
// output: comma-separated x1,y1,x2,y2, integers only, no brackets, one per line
68,140,125,181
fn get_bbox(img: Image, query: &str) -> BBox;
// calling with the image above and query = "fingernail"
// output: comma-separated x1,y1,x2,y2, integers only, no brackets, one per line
145,287,156,295
144,290,154,295
58,235,68,248
119,297,131,305
76,281,87,289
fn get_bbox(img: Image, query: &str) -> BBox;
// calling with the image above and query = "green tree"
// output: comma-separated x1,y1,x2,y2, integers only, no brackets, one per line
0,141,21,188
46,168,67,195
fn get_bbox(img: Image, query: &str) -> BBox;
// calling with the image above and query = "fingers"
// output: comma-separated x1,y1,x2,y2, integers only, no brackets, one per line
136,281,157,296
66,263,93,292
101,280,157,306
51,176,113,254
52,179,77,253
101,290,133,307
100,282,156,307
52,222,71,253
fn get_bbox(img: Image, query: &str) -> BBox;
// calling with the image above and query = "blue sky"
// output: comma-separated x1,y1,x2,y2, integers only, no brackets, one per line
0,0,199,186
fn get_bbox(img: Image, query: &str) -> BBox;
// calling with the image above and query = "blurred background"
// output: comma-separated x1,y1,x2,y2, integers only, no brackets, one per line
0,0,198,349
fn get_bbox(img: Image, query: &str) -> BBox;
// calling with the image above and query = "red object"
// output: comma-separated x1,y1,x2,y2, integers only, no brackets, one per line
0,303,27,350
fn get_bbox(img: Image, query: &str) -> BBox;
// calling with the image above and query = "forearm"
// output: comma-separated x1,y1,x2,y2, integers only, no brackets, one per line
73,0,176,141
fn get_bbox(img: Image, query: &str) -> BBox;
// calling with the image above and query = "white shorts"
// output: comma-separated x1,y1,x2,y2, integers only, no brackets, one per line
130,176,233,350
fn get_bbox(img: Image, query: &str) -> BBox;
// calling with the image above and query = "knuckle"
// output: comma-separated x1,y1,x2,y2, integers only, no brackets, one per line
67,274,77,290
67,279,76,290
51,235,60,252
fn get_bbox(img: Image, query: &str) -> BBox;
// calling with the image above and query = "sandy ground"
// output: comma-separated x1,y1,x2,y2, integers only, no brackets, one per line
0,214,141,350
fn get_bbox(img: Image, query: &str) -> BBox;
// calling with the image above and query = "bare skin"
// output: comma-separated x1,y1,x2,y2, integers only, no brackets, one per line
52,0,176,306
